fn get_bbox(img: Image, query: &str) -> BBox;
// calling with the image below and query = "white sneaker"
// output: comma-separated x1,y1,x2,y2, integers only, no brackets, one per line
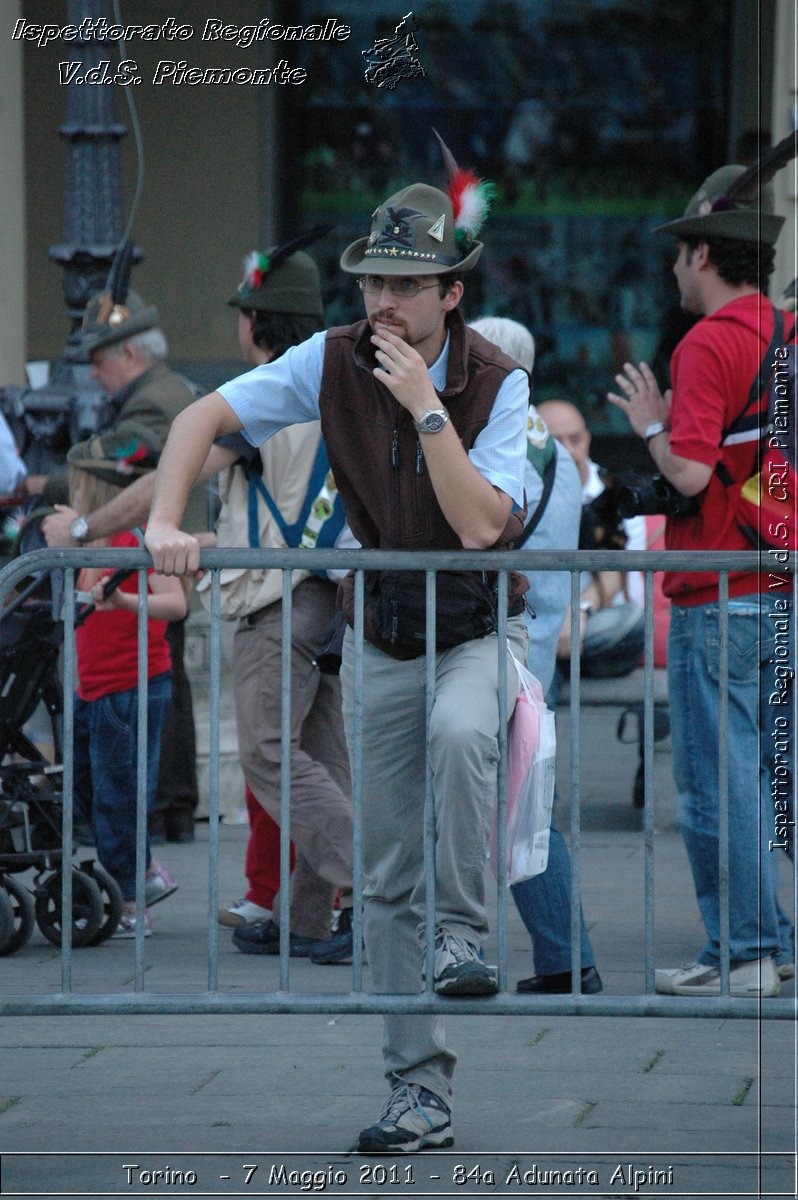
217,898,272,928
655,957,781,997
356,1084,453,1154
144,862,178,907
430,927,497,996
112,909,152,939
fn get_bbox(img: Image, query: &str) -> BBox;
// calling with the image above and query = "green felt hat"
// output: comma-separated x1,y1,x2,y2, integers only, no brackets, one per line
340,182,485,275
228,249,324,317
227,227,330,316
655,165,785,245
79,289,159,354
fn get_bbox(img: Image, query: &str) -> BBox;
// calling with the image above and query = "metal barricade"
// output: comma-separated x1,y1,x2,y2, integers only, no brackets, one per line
0,545,793,1021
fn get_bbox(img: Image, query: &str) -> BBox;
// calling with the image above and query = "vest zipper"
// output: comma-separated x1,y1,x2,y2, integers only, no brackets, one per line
415,440,424,475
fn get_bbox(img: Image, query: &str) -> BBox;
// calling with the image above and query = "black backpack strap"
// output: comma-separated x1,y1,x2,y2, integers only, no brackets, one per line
722,307,785,441
516,451,557,547
715,307,790,490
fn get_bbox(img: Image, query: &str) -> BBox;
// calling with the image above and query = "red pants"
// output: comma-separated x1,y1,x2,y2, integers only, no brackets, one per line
244,783,294,909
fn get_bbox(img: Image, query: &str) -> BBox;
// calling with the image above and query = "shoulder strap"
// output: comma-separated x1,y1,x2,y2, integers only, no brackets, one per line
516,451,557,547
722,306,786,440
246,439,331,549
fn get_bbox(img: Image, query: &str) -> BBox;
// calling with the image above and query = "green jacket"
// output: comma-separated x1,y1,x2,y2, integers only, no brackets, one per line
46,361,207,532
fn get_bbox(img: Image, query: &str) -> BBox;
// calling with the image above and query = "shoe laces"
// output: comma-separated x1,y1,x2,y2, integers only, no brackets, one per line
435,928,478,966
378,1083,423,1125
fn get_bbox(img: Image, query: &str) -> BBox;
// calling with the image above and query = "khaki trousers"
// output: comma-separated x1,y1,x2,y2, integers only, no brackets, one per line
340,615,528,1103
233,576,353,940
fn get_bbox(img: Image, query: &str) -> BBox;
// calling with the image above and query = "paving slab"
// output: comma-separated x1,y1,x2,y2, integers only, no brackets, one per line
0,704,794,1200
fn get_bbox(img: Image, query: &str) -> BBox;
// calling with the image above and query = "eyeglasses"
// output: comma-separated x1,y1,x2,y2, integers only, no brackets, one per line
357,275,440,298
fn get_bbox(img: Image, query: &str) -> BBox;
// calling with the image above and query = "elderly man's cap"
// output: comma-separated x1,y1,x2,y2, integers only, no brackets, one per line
228,227,330,316
79,289,159,354
340,130,494,276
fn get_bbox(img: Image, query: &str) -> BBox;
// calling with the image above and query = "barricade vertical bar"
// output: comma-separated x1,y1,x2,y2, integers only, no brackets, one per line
424,569,437,993
134,568,149,987
60,568,76,992
642,571,656,993
351,569,365,992
569,569,582,992
496,571,509,992
207,569,222,991
718,572,730,994
279,570,293,991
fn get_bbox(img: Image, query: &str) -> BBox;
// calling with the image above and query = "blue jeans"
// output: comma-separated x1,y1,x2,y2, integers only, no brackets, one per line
74,673,172,901
668,596,794,965
511,815,596,975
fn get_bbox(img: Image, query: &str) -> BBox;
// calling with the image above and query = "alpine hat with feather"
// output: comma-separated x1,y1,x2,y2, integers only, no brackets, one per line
655,130,796,245
79,238,159,354
228,226,330,317
340,130,495,275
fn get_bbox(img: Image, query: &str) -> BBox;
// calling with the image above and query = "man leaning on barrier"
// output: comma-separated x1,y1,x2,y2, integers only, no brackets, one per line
144,136,530,1154
608,154,795,998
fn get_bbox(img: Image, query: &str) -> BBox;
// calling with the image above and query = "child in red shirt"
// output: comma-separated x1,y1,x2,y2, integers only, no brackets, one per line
73,521,186,938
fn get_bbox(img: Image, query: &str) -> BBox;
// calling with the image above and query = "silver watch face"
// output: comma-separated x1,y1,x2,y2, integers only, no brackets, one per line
71,517,89,542
418,410,447,433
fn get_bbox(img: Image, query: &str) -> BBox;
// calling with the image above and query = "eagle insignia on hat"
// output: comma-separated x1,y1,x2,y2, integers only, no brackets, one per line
377,205,425,253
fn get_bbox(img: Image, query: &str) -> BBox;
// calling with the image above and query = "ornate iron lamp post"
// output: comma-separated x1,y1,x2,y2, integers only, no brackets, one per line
2,0,141,473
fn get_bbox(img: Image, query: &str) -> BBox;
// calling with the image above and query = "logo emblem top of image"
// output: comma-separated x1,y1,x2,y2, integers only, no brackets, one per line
362,11,426,90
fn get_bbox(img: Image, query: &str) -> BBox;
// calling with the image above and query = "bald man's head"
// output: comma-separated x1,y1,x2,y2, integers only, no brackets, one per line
537,400,592,484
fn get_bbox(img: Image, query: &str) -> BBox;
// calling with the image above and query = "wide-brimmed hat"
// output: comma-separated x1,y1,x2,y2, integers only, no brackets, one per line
655,165,784,244
228,250,324,316
66,424,161,489
79,289,159,354
340,182,485,276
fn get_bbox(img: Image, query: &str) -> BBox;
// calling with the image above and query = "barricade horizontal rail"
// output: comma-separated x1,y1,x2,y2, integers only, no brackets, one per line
0,545,794,1021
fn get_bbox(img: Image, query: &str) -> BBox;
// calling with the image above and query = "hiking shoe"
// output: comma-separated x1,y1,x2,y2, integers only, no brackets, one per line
655,956,781,997
218,898,272,928
144,862,178,907
356,1084,453,1154
232,918,318,957
429,927,497,996
309,907,357,965
112,909,152,939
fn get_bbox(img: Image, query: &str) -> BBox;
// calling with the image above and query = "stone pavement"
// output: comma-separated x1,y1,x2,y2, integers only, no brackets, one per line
0,703,795,1200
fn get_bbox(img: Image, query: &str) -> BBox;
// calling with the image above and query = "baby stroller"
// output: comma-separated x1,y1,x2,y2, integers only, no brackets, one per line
0,526,127,954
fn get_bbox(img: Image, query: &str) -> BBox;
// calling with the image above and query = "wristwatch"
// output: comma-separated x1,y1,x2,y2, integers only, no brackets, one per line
70,515,90,544
413,408,449,434
644,420,667,442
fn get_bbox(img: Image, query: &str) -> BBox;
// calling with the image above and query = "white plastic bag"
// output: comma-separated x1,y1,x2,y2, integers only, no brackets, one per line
491,651,556,885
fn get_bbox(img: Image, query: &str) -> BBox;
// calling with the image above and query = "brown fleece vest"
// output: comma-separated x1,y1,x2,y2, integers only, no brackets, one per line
317,308,525,550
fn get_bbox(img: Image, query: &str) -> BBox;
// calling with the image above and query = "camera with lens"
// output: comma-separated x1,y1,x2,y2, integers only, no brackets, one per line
615,473,699,519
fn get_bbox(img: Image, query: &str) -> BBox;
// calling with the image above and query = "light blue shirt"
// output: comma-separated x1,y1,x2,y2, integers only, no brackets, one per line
218,328,529,509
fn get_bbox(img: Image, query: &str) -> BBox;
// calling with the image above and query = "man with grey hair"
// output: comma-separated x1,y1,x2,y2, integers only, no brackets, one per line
41,289,204,846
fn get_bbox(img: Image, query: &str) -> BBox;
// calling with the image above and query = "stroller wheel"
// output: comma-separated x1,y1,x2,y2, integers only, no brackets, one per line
0,886,14,953
78,860,123,945
34,868,104,947
0,874,35,954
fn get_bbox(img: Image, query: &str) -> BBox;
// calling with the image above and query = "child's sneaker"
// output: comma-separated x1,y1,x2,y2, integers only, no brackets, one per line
145,862,178,907
218,898,272,928
112,908,152,939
